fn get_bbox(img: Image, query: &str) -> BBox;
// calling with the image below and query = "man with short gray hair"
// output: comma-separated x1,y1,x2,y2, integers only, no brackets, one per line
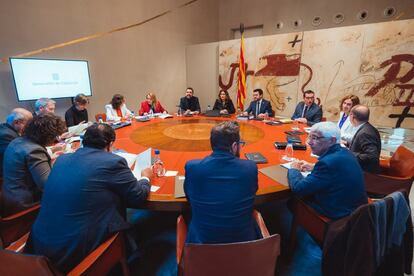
34,98,56,115
0,108,33,177
287,122,367,219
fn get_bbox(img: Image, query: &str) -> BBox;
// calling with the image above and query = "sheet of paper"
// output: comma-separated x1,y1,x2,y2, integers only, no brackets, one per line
132,148,152,178
151,185,160,192
68,122,89,136
174,176,186,198
280,162,311,177
158,113,173,119
113,151,138,169
165,170,178,177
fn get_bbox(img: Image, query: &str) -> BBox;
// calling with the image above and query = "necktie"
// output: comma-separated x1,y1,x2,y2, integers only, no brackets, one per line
303,105,309,118
256,101,260,117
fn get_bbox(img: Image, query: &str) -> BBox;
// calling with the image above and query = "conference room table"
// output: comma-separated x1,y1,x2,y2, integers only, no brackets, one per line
112,115,317,211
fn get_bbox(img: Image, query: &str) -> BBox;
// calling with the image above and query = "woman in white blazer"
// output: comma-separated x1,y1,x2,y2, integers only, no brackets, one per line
337,94,360,144
105,94,132,121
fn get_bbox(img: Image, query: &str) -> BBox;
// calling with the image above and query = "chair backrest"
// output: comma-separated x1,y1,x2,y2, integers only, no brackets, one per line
179,234,280,276
94,113,107,122
0,204,40,248
389,146,414,178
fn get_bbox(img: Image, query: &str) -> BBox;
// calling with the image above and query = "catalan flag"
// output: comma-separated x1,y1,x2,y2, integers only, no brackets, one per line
237,30,246,110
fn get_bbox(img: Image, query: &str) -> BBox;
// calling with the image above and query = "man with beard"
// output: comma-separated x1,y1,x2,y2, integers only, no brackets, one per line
179,87,201,115
184,121,260,244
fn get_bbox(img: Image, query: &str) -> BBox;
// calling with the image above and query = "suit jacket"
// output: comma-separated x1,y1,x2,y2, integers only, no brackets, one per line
291,102,323,126
2,137,51,215
105,103,132,121
184,150,259,244
245,99,272,116
0,123,19,178
139,100,166,115
179,96,201,112
337,112,356,144
26,147,150,273
349,122,381,174
288,144,368,219
212,99,235,114
65,105,88,127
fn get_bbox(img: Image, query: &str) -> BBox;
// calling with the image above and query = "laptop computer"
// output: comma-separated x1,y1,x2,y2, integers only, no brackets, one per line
204,109,221,117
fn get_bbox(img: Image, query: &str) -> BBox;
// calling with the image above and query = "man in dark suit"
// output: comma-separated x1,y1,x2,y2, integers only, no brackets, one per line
179,87,201,115
288,122,367,219
349,104,381,174
291,90,323,126
0,108,32,177
243,88,273,118
26,123,153,273
184,121,260,244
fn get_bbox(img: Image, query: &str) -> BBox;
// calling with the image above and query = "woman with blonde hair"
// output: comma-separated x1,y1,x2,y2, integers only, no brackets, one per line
139,92,167,115
338,94,360,144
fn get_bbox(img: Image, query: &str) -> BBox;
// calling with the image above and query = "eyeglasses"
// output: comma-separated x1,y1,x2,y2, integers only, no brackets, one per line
307,135,326,141
238,140,246,147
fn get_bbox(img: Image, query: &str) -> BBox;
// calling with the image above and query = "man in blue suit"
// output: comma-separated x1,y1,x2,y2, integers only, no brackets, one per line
26,123,153,273
291,90,323,126
243,88,273,118
184,121,260,244
287,122,367,219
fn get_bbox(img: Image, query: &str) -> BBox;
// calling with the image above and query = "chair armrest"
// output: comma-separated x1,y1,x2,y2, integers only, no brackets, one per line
176,215,187,264
253,210,270,238
379,158,391,175
5,232,29,252
68,232,120,276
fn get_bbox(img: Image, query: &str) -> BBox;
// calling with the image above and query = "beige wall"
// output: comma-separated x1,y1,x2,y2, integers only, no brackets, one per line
0,0,219,119
218,0,414,40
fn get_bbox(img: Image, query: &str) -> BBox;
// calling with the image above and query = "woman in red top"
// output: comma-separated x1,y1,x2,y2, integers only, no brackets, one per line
139,92,167,115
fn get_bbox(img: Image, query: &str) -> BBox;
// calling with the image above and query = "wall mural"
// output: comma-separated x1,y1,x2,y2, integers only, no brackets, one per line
218,19,414,128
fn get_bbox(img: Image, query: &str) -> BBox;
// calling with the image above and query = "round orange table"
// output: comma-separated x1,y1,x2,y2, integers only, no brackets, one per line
113,115,316,211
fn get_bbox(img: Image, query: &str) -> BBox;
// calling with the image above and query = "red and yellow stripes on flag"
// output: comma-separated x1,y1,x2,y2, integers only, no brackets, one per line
237,33,246,110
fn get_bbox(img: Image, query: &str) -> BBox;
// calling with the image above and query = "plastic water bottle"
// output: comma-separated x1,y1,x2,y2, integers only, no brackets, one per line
177,106,182,117
149,109,154,118
98,116,103,123
207,105,212,111
152,149,165,177
284,138,294,161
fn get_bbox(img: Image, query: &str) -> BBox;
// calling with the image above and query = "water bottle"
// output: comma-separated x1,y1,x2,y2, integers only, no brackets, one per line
177,106,182,117
98,116,103,123
149,109,154,118
152,149,165,177
207,105,211,111
284,138,294,161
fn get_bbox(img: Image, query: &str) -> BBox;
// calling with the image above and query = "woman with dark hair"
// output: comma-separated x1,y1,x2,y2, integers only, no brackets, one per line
338,94,360,144
105,94,132,121
139,92,167,115
2,113,67,215
213,90,236,114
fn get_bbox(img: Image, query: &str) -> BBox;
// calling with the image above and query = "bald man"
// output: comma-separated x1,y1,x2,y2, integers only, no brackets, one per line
349,105,381,174
0,108,33,177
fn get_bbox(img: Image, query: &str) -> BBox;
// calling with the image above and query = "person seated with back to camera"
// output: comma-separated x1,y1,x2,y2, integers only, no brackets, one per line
105,93,133,121
179,87,201,115
213,90,235,115
64,93,89,127
25,123,153,273
139,92,167,116
2,113,67,216
243,88,273,118
184,121,261,244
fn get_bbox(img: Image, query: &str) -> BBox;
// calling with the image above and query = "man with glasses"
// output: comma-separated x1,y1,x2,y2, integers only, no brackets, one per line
287,122,367,219
184,121,260,243
291,90,323,126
